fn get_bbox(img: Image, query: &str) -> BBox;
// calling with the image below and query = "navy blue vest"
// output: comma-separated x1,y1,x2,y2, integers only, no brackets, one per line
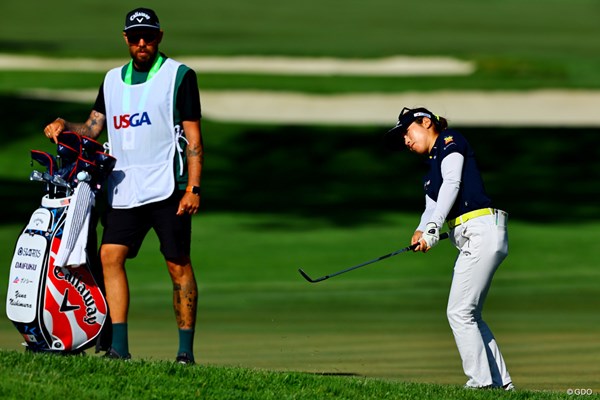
423,129,492,220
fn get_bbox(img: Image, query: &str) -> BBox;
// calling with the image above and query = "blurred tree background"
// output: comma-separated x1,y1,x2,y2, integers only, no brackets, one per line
1,96,597,225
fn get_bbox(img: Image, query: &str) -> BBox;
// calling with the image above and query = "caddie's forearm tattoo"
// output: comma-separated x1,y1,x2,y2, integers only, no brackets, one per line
65,111,105,139
187,143,204,162
86,111,104,135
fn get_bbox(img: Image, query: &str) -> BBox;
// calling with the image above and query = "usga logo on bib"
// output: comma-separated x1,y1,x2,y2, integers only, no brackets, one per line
113,112,152,129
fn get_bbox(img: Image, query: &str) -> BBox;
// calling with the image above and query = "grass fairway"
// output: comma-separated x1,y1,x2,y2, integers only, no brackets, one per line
1,350,593,400
1,0,599,396
2,0,599,60
3,1,600,91
0,106,597,395
1,213,599,393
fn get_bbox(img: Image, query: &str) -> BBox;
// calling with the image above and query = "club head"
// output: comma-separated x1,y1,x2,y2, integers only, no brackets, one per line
51,175,70,188
298,268,328,283
42,172,53,183
30,170,45,182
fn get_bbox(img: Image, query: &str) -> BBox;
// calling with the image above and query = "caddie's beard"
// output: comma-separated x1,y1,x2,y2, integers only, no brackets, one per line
130,48,158,71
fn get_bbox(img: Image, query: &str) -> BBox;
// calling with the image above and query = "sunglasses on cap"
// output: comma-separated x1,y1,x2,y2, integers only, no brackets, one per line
126,31,159,44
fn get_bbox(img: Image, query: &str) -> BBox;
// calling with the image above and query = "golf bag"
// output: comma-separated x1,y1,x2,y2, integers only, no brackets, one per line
5,131,116,353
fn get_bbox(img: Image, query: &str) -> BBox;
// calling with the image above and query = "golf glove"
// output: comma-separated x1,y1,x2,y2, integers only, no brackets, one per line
421,222,440,249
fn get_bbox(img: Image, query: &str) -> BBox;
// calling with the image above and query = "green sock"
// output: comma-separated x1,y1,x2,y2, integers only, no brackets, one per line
178,328,195,359
111,323,129,356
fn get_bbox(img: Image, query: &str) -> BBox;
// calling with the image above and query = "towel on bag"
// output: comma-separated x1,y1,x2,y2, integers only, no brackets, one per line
54,182,95,267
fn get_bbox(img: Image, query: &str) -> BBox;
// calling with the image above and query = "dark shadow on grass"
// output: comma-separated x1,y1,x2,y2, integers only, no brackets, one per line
0,40,61,54
308,372,362,377
202,121,600,225
1,95,599,226
0,179,47,225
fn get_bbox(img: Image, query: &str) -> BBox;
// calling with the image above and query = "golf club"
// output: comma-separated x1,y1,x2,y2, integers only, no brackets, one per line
29,170,45,182
299,232,449,283
51,174,74,196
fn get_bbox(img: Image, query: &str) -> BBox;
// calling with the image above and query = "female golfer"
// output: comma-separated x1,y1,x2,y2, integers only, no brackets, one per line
385,107,514,391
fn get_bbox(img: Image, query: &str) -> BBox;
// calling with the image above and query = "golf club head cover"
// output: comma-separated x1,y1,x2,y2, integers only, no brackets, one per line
57,161,78,184
76,156,97,175
56,142,80,166
76,155,109,191
81,136,105,160
57,131,82,154
94,151,116,183
31,150,57,175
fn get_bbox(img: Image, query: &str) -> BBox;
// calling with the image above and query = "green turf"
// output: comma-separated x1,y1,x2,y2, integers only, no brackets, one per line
1,0,599,396
0,101,598,393
1,350,592,400
1,0,599,59
2,0,600,92
1,213,599,392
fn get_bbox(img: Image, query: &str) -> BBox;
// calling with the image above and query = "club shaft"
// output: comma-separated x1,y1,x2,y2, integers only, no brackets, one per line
299,232,449,283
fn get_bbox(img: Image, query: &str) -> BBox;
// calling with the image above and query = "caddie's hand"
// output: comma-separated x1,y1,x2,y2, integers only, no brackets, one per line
177,192,200,216
43,118,65,144
419,222,440,252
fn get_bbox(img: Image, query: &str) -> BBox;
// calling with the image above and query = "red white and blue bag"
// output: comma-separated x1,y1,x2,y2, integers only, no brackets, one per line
6,194,107,352
5,131,115,353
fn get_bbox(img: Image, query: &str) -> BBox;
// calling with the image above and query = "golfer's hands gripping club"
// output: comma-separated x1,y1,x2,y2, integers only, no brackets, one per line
44,118,66,144
412,222,440,253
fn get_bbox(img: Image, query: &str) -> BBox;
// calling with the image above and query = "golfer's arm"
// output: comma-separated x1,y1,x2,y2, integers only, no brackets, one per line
416,195,436,233
61,110,106,140
430,153,463,227
183,119,203,187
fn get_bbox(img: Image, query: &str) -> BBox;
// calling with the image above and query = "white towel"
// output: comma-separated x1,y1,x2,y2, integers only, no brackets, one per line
54,182,95,267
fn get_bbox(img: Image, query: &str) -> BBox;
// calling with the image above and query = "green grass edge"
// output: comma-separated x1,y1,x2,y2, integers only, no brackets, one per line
0,349,590,400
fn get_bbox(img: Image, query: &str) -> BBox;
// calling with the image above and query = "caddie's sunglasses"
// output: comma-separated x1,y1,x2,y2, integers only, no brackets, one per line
126,31,159,44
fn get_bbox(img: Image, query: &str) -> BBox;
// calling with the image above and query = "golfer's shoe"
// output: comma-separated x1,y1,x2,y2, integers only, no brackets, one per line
176,352,195,365
503,382,516,391
464,382,515,391
103,347,131,361
463,384,492,390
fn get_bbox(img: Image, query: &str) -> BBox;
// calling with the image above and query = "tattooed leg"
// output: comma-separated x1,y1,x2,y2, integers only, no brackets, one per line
167,258,198,329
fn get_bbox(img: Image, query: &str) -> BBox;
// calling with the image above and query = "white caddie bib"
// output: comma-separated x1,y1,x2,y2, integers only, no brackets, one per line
104,58,182,208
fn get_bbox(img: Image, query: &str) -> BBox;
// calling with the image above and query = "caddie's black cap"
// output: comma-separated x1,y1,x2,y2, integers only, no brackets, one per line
383,107,436,150
124,8,160,31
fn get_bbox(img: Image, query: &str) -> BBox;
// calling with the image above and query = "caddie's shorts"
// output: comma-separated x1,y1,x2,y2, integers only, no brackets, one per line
101,190,191,259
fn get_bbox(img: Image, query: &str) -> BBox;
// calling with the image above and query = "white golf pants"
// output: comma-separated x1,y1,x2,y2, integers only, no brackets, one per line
447,211,512,388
